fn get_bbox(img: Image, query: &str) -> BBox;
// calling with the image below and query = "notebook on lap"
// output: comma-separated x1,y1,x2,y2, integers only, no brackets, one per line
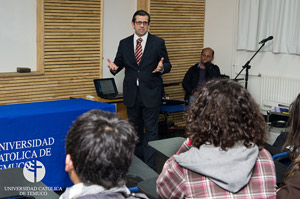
93,78,123,99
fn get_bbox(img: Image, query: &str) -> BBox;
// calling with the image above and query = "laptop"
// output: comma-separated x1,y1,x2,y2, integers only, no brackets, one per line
93,78,123,99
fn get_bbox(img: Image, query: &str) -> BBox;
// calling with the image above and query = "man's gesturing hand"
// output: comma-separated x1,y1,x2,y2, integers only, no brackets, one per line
152,57,164,73
107,58,119,71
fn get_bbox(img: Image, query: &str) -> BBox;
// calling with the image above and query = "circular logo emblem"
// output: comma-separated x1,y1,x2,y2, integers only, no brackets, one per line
23,160,46,183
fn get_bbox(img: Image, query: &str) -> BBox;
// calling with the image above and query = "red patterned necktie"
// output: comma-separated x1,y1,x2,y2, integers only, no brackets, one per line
135,38,143,65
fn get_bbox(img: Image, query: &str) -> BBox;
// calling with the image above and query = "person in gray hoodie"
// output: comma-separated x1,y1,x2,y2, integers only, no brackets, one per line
157,79,277,198
59,109,148,199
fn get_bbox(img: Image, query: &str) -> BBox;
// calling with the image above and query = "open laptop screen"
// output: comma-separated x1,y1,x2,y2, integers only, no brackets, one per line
93,78,118,98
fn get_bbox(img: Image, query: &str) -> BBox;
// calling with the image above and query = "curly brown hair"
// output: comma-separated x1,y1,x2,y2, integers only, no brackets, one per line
186,79,267,150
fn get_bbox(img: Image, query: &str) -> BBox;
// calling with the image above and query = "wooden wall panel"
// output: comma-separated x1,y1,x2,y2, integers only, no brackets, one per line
0,0,204,131
0,0,102,105
150,0,206,126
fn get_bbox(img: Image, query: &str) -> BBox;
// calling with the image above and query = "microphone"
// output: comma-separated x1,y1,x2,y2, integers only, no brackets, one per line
259,36,273,44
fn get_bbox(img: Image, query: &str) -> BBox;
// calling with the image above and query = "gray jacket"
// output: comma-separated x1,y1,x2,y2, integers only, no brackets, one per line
175,143,259,193
59,183,148,199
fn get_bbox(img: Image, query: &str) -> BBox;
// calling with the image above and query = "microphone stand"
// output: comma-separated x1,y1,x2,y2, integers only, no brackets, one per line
234,42,265,89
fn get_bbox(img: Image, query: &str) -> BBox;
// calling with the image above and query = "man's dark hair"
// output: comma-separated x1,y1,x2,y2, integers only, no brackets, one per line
66,109,137,189
186,79,267,150
132,10,151,23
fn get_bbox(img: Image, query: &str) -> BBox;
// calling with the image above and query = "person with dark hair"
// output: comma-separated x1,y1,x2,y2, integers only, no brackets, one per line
107,10,172,170
59,109,147,199
276,93,300,198
277,155,300,198
157,79,276,198
281,93,300,160
131,10,151,24
182,47,221,106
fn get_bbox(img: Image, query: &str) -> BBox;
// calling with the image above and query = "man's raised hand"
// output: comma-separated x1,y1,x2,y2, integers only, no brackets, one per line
107,58,119,71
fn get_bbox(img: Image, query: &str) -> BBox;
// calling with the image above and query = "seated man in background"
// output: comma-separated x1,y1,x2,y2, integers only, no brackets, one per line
60,109,148,199
157,79,276,198
182,47,221,106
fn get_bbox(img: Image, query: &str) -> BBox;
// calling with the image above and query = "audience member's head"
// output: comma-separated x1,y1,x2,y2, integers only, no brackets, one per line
65,109,137,189
283,93,300,160
186,78,267,150
200,47,214,64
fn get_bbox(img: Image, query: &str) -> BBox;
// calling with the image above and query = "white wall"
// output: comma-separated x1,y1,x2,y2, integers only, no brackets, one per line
204,0,238,78
0,0,36,72
102,0,137,91
204,0,300,106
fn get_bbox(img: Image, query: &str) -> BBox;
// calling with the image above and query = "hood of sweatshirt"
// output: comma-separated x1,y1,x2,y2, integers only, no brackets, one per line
174,143,259,193
59,183,130,199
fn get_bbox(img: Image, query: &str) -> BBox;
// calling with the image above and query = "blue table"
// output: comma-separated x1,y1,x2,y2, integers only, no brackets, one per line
0,99,115,190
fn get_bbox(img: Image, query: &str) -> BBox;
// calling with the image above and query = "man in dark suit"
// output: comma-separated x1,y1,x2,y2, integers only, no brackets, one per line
107,10,172,169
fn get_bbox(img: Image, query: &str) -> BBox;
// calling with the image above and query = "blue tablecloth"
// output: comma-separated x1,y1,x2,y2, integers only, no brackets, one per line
0,98,115,189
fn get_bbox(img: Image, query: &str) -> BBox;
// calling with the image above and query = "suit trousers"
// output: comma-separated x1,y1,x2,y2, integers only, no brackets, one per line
127,89,160,170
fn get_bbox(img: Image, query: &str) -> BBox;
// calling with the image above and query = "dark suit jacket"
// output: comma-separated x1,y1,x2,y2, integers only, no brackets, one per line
111,33,172,108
